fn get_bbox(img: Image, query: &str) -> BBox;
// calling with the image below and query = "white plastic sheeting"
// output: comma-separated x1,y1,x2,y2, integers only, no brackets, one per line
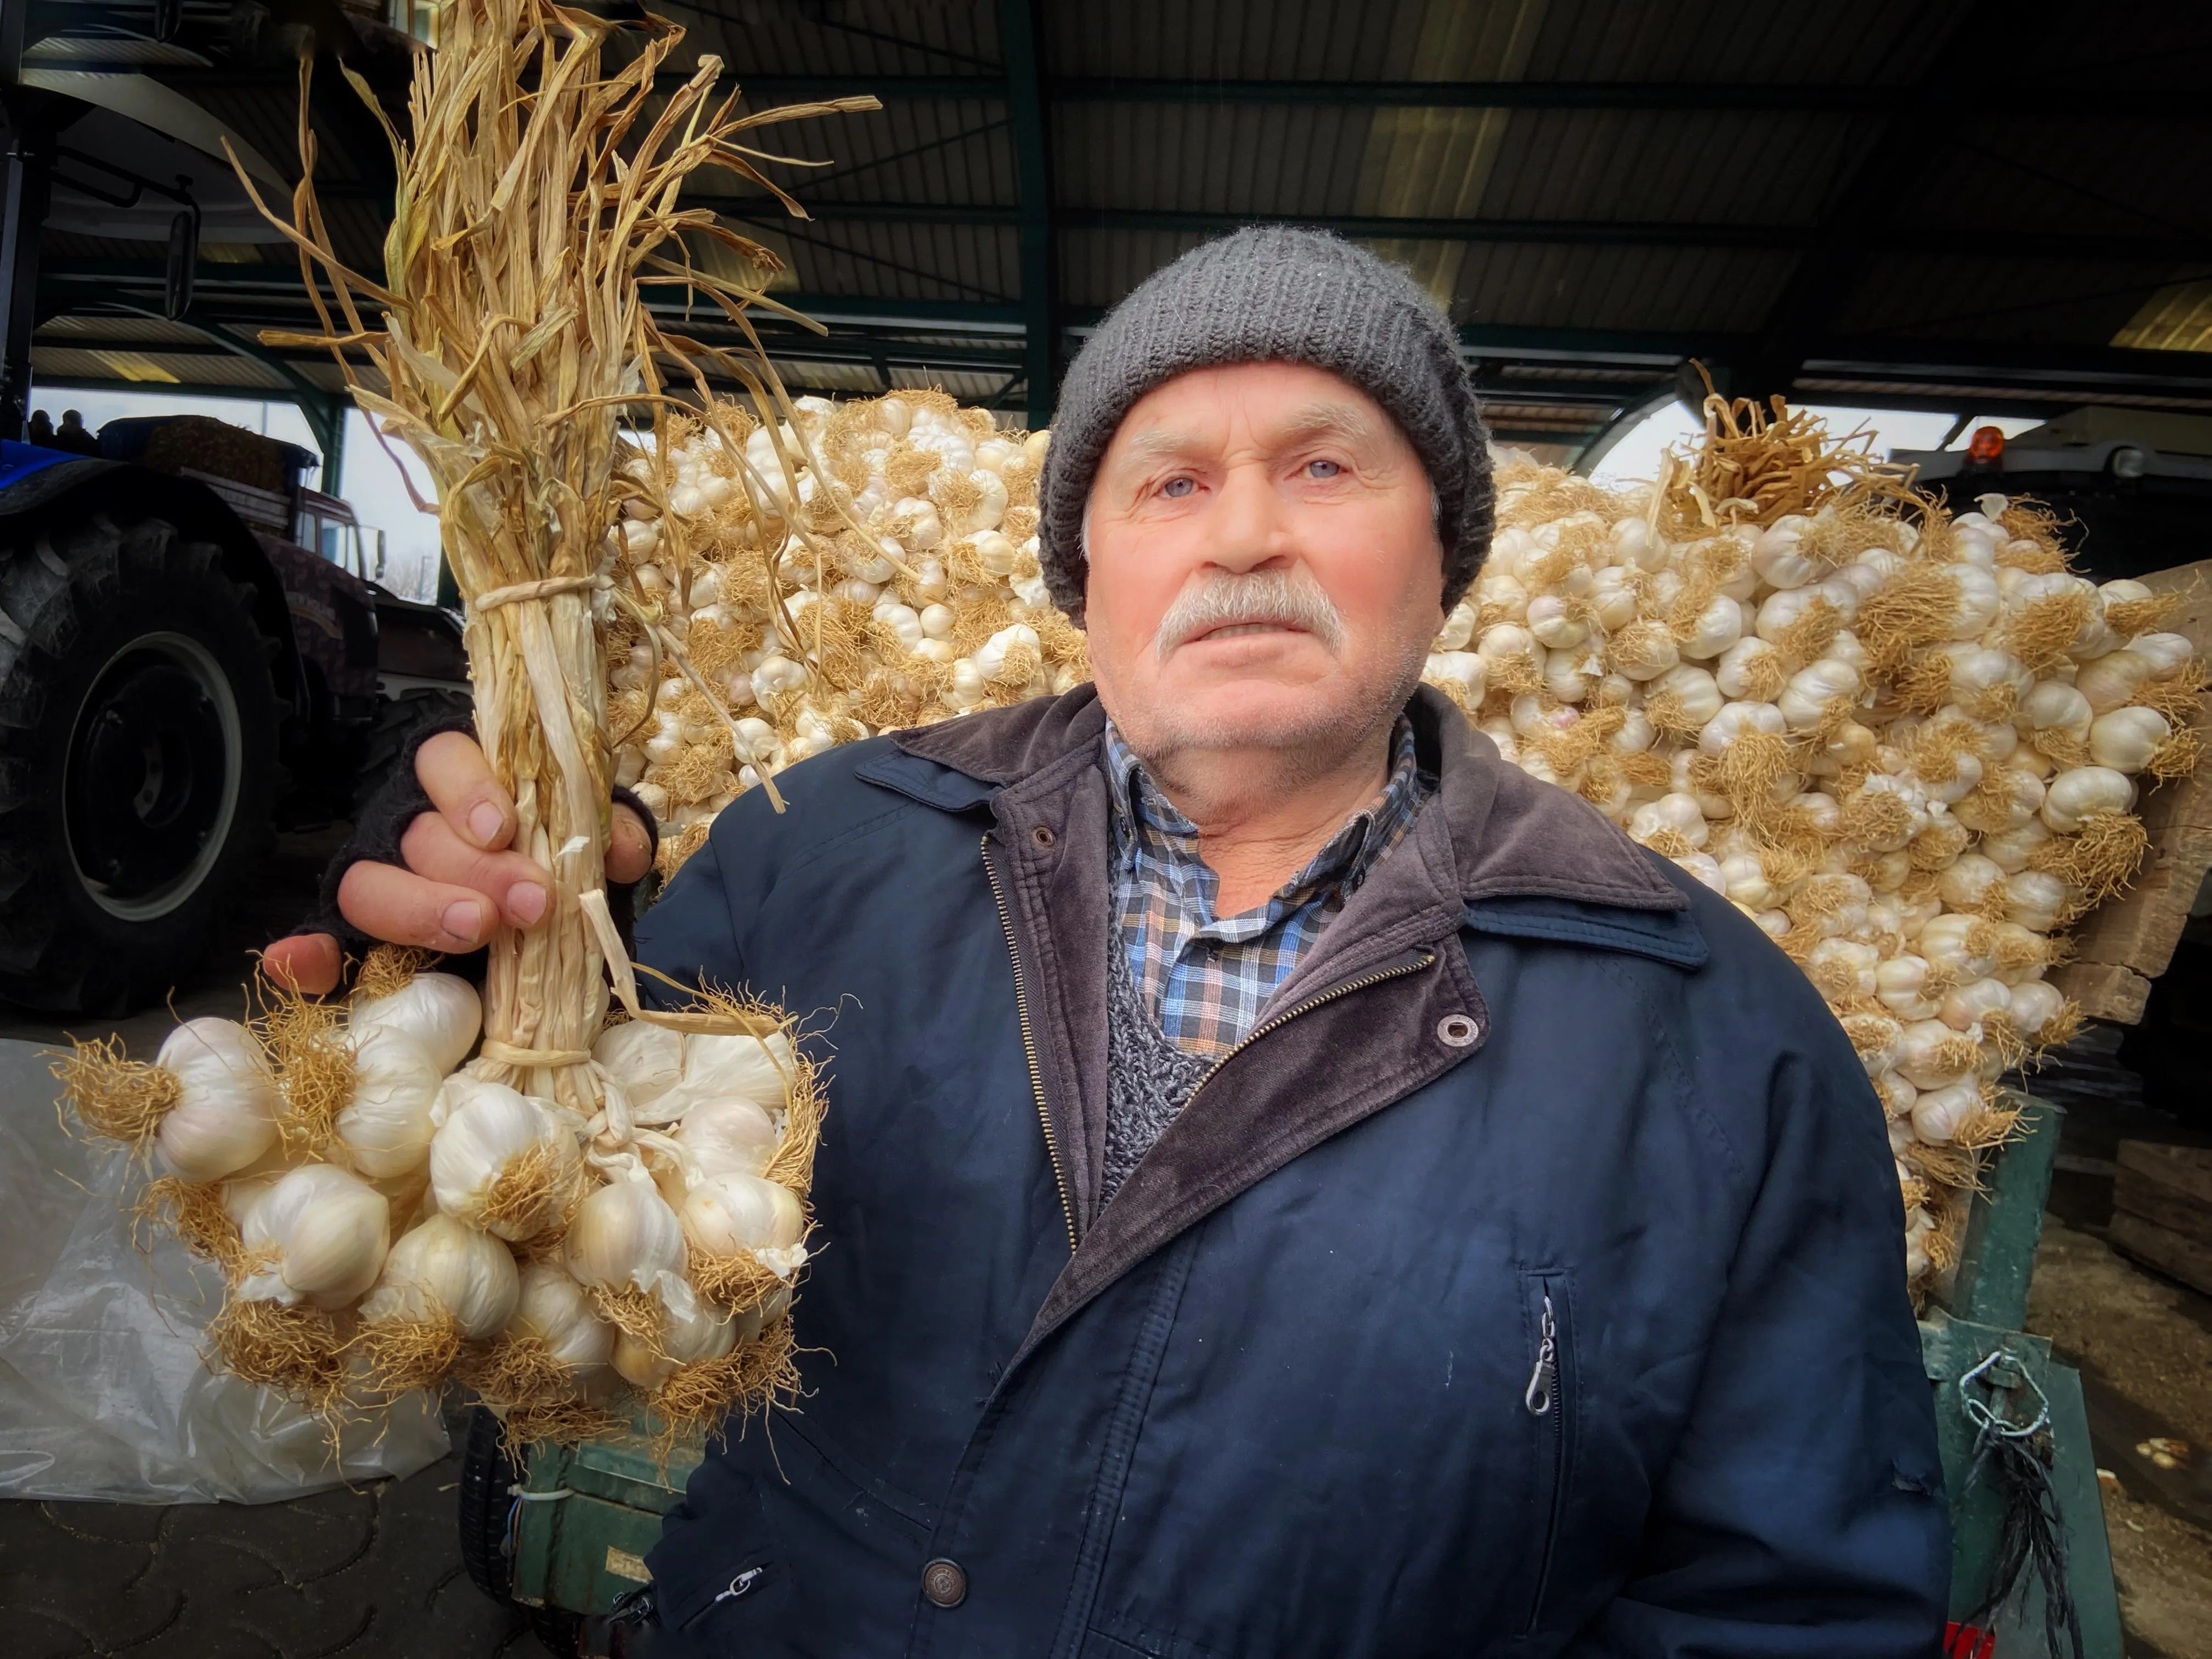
0,1039,447,1502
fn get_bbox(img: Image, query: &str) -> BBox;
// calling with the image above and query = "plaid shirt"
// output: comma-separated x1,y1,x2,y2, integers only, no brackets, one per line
1104,718,1433,1057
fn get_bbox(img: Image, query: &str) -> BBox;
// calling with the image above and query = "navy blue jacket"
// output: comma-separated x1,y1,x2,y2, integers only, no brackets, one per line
636,686,1947,1657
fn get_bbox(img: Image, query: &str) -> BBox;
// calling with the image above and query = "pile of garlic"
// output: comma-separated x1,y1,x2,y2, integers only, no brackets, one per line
603,389,1085,874
61,951,817,1446
609,390,2203,1288
1436,464,2202,1279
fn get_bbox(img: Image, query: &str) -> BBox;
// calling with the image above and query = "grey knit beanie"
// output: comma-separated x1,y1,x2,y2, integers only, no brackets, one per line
1039,225,1492,624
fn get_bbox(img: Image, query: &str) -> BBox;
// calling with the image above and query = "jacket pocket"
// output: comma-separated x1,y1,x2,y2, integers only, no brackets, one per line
646,1460,792,1636
1517,1267,1576,1639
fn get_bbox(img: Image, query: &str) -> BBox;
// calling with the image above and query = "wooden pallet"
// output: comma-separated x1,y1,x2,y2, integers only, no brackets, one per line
2109,1140,2212,1296
2050,558,2212,1024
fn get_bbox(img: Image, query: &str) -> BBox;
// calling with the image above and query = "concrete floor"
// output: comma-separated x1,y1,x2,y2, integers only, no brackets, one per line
1,1396,541,1658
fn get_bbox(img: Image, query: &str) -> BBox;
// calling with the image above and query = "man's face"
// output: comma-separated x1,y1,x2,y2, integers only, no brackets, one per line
1082,361,1447,770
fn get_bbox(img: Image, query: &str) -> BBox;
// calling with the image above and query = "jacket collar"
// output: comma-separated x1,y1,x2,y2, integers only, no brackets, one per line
865,683,1687,916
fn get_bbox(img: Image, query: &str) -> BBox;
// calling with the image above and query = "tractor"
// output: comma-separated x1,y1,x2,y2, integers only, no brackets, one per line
0,411,468,1014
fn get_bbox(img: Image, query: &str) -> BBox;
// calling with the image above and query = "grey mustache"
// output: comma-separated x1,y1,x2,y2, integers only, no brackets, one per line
1154,569,1347,659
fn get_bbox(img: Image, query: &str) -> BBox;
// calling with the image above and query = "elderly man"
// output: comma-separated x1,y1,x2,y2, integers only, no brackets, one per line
271,228,1946,1656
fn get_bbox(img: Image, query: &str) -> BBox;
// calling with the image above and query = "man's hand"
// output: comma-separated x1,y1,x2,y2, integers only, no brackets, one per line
264,730,654,995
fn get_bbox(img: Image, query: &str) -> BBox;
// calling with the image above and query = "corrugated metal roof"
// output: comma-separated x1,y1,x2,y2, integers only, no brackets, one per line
1455,243,1798,331
1517,0,1944,83
775,359,887,396
675,0,1002,77
1472,109,1855,224
1054,103,1376,217
24,0,2212,453
33,345,286,389
1835,255,2187,343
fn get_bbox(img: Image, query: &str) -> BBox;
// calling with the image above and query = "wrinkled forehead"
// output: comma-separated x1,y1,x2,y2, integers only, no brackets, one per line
1101,363,1406,469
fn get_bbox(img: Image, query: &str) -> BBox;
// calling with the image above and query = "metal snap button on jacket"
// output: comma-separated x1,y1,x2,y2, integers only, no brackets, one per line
1436,1013,1480,1047
922,1558,968,1607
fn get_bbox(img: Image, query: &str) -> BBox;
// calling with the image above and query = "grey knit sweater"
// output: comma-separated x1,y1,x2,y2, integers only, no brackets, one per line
1101,932,1214,1205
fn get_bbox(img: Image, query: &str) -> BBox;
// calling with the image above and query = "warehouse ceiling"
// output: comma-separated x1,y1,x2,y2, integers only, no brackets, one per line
12,0,2212,464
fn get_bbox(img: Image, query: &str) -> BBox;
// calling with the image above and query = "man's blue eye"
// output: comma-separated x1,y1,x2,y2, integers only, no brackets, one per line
1308,459,1341,478
1162,477,1195,498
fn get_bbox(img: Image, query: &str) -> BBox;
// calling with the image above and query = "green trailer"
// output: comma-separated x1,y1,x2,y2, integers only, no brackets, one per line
468,1092,2123,1656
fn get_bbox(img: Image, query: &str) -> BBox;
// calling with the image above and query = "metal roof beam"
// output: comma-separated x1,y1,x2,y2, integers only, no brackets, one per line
682,73,2188,117
708,201,2212,261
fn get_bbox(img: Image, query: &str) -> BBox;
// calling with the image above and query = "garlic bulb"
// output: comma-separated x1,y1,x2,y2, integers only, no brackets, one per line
236,1163,390,1308
1779,659,1860,731
1936,853,2005,912
1940,977,2011,1035
1897,1020,1980,1091
349,974,482,1073
222,1170,283,1231
2073,650,2151,714
2005,980,2068,1043
661,1031,794,1117
592,1020,687,1109
1911,1082,1981,1146
504,1261,617,1374
2004,870,2076,934
153,1018,281,1183
1629,792,1708,850
2087,706,2169,774
2018,680,2092,752
566,1174,687,1297
1917,915,1997,984
1713,637,1779,699
1978,819,2051,873
679,1171,806,1277
359,1214,519,1339
2040,766,2135,833
429,1079,581,1240
335,1029,445,1178
676,1096,780,1179
2131,632,2195,679
612,1277,738,1390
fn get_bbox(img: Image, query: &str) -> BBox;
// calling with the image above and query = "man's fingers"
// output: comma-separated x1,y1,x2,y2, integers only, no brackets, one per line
399,810,552,927
263,934,341,996
609,803,654,885
338,859,504,953
417,730,516,851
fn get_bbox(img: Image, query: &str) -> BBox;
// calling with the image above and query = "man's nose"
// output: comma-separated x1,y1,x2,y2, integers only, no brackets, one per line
1206,461,1292,573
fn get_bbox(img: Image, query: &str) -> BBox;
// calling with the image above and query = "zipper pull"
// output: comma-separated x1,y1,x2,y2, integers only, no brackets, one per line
713,1566,764,1605
1523,1290,1557,1417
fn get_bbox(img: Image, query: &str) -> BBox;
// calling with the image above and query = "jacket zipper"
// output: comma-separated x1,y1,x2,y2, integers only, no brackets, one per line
1521,1283,1567,1637
982,833,1078,1252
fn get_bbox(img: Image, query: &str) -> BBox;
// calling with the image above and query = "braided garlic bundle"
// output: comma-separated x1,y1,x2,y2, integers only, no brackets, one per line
59,0,872,1450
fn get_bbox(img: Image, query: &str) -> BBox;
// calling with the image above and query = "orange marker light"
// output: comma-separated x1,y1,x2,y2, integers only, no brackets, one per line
1967,426,2006,464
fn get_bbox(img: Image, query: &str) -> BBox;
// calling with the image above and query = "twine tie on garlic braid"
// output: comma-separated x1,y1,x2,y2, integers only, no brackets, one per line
472,574,606,611
477,1041,594,1068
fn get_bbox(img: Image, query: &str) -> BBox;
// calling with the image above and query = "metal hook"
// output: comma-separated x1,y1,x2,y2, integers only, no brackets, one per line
1959,1346,2051,1442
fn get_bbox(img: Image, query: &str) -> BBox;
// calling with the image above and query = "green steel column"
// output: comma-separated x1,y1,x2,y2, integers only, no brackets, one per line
998,0,1055,428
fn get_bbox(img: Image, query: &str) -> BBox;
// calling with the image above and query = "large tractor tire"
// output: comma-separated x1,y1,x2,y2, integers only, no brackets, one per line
0,510,278,1014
